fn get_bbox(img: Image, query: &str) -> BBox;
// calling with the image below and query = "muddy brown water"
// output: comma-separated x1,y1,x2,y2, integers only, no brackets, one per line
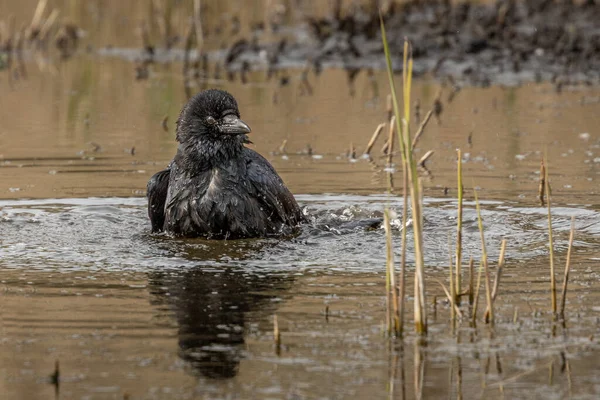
3,2,600,400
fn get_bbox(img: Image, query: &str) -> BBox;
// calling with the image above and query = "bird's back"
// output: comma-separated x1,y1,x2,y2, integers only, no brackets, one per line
161,148,303,238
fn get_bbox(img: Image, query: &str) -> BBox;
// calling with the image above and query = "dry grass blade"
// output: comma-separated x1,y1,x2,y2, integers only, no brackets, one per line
559,216,575,317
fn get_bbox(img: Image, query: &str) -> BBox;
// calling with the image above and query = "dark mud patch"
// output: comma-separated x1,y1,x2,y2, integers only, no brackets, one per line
222,0,600,87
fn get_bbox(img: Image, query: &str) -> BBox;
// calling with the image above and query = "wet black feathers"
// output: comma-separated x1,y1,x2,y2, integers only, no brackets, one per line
147,89,304,238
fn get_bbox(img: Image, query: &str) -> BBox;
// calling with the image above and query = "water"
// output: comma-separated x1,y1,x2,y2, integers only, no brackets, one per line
3,1,600,399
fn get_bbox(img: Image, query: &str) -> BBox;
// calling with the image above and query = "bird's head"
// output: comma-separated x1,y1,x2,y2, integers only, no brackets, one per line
176,89,251,144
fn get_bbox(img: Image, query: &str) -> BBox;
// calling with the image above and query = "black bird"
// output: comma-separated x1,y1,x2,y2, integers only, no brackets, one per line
147,89,305,239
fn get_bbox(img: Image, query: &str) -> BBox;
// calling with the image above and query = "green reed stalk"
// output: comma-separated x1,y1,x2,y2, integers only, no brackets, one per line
455,149,463,304
381,16,427,335
544,159,557,314
559,216,575,318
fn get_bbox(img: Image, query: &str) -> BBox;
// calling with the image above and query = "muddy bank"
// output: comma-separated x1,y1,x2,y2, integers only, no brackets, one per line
2,1,600,88
220,0,600,87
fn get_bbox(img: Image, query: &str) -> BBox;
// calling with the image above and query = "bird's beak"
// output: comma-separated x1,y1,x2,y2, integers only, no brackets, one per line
219,115,251,135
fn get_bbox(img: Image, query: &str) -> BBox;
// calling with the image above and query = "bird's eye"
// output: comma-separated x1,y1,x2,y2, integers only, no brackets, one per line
206,116,217,125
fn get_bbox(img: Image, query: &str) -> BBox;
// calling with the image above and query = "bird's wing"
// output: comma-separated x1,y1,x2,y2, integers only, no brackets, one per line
245,149,305,226
147,168,170,232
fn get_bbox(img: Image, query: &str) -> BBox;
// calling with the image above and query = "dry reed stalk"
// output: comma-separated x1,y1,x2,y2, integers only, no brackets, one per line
468,257,474,306
417,150,434,168
398,162,408,337
471,239,484,322
364,123,385,155
382,19,426,335
544,160,557,314
384,209,400,334
434,279,462,319
455,149,464,304
38,9,59,43
484,239,507,323
474,189,494,325
30,0,47,33
559,216,575,317
387,116,396,167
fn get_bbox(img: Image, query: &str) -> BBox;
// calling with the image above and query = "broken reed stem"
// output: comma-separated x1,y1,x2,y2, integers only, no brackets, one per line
484,239,507,323
30,0,47,32
468,257,474,306
364,123,385,155
455,149,463,304
539,160,546,206
559,216,575,317
544,159,557,315
411,109,433,151
384,209,400,335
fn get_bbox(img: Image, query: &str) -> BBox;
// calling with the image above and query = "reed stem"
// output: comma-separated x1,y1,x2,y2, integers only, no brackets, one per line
559,216,575,318
455,149,463,304
544,159,557,314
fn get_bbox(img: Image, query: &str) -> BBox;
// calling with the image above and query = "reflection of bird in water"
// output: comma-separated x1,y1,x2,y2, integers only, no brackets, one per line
147,245,294,378
147,89,305,239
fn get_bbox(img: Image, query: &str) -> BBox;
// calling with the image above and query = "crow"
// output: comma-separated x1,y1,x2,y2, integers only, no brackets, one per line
147,89,305,239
